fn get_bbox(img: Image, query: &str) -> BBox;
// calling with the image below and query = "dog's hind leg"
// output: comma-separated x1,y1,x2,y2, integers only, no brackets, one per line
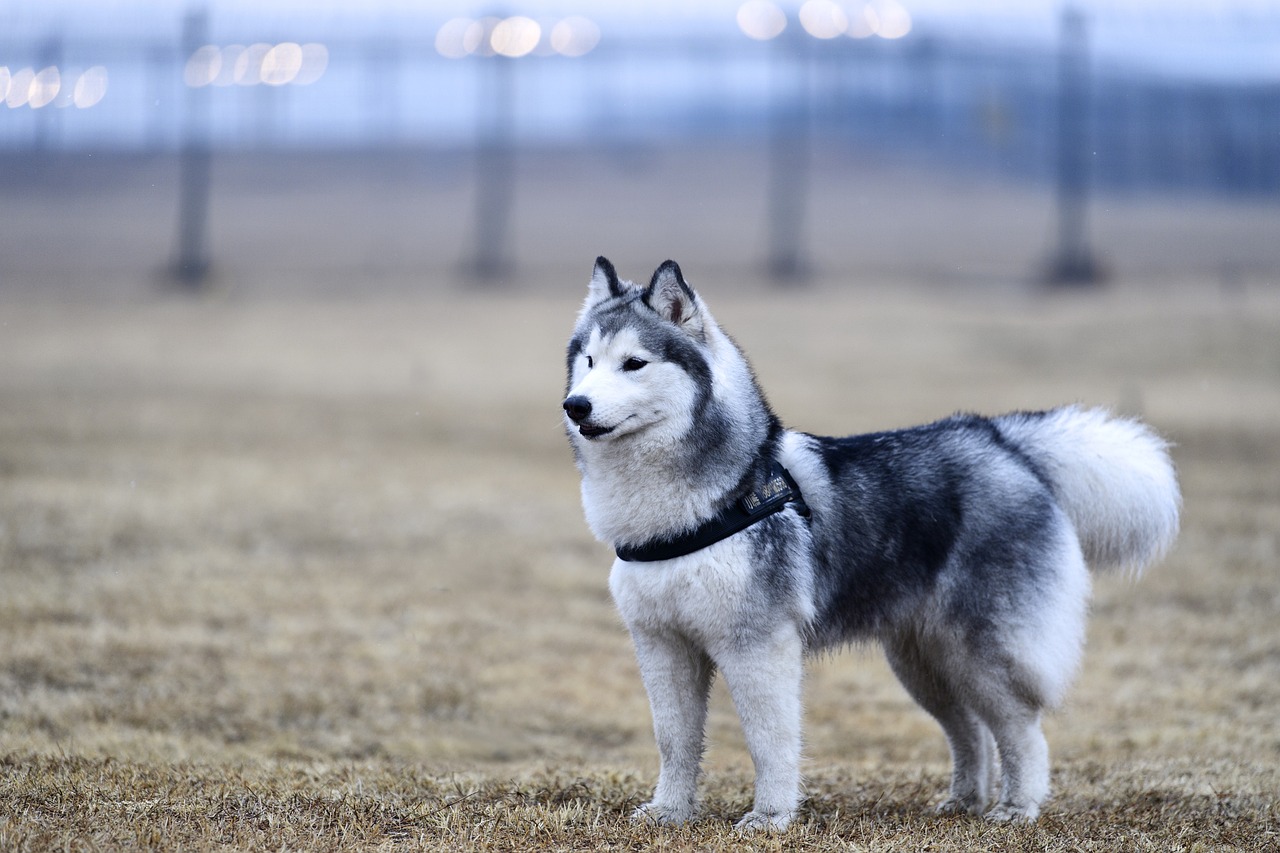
629,629,715,826
884,632,996,816
975,698,1049,823
974,533,1087,822
717,623,806,832
954,644,1053,822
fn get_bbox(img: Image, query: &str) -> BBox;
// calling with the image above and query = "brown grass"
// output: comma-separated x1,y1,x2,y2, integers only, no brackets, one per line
1,278,1278,850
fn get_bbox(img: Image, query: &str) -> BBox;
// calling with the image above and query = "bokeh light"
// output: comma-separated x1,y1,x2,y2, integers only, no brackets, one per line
184,42,327,88
737,1,787,41
72,66,109,108
491,16,541,58
260,43,303,86
5,67,34,108
28,66,60,109
550,17,600,58
234,43,272,86
875,1,912,39
798,0,848,40
846,3,879,39
439,16,599,59
435,17,474,59
212,45,243,86
184,45,221,87
0,64,110,109
846,1,913,40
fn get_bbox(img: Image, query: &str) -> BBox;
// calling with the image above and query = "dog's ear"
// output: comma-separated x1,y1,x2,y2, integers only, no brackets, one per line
645,260,703,336
584,256,633,308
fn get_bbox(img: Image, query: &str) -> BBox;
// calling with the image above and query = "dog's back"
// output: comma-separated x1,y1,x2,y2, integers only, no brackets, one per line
797,407,1179,649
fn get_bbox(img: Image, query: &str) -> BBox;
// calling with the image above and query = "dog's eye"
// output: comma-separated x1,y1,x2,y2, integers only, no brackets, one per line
622,357,648,372
585,355,594,369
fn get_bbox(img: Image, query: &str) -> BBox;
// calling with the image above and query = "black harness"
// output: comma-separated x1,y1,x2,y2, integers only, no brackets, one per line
614,461,810,563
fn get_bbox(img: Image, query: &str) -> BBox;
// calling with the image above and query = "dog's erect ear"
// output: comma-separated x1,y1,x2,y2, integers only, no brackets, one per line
585,256,632,308
644,260,703,336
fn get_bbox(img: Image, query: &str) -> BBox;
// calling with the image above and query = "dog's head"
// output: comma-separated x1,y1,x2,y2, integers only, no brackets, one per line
563,257,712,446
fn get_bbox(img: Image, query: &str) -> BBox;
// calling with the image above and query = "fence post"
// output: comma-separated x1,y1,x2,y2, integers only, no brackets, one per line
1044,4,1104,286
465,47,516,282
172,8,212,286
766,29,812,283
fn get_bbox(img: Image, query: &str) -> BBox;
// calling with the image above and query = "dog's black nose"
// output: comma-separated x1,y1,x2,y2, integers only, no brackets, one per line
563,396,592,423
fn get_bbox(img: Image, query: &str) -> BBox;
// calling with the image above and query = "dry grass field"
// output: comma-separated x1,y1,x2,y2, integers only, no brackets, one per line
1,263,1278,850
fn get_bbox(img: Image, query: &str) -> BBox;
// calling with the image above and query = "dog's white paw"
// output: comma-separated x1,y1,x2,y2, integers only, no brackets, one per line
734,809,794,833
984,802,1039,824
630,801,695,826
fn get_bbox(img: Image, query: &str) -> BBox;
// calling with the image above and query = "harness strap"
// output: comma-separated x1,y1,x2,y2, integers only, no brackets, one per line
614,462,810,563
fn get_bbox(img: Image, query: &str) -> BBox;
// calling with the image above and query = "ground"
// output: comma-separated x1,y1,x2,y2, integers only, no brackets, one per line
1,148,1278,849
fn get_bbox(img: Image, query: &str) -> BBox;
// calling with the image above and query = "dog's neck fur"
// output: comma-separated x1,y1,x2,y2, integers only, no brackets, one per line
576,320,778,550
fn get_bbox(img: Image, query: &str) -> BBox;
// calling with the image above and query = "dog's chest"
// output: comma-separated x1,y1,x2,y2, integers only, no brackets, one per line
608,540,761,643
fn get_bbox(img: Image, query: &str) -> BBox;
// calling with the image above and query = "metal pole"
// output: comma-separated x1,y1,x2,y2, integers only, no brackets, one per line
1045,4,1104,286
173,8,212,286
466,49,516,281
766,29,811,283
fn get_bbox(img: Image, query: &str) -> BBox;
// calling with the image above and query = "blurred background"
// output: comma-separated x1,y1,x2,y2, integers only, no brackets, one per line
3,4,1280,821
2,0,1278,293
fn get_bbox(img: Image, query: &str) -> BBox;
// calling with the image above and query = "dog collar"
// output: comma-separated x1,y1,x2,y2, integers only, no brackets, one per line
615,462,810,563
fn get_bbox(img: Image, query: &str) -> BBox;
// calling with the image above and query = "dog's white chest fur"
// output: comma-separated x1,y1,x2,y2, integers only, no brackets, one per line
608,540,757,647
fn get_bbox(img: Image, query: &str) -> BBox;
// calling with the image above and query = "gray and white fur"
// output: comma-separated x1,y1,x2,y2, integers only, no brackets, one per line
562,258,1180,831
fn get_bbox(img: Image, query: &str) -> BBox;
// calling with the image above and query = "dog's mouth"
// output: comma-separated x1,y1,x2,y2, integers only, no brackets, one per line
578,423,615,439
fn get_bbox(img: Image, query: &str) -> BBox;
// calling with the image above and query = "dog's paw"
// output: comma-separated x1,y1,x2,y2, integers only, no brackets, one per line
984,802,1039,824
630,801,695,826
733,809,794,833
935,795,988,817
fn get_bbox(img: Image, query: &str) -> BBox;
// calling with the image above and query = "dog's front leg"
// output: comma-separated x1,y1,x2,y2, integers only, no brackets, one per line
629,629,715,826
718,623,805,832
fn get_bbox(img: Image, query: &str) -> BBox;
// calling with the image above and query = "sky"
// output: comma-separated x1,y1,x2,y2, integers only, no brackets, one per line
3,1,1278,79
6,0,1280,34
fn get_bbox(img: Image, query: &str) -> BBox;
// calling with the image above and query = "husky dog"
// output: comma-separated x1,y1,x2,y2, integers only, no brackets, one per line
562,257,1180,830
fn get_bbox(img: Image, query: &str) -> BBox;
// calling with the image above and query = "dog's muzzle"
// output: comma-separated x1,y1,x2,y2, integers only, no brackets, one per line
564,395,613,438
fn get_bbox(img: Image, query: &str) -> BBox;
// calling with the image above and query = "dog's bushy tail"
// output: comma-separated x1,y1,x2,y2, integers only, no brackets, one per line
998,406,1181,575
